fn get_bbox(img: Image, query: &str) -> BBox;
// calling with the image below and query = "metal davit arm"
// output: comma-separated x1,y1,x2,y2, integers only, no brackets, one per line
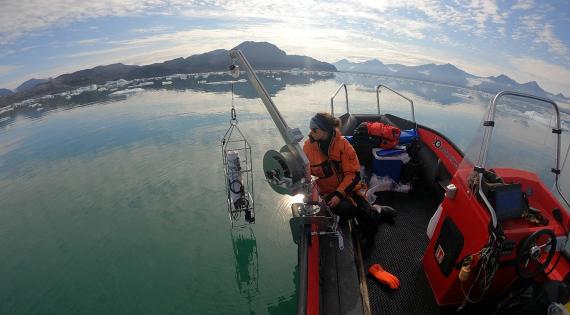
229,49,308,166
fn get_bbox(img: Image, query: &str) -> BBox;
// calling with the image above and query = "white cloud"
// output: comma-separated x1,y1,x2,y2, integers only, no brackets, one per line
514,14,569,57
536,24,568,56
129,25,173,33
77,38,100,45
0,0,516,46
512,0,534,10
64,44,150,58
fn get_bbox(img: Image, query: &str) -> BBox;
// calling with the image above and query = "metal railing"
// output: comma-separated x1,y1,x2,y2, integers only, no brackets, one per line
330,84,349,116
376,84,415,125
475,91,569,227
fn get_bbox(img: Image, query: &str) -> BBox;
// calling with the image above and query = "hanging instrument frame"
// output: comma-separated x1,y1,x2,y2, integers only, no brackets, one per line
222,105,255,227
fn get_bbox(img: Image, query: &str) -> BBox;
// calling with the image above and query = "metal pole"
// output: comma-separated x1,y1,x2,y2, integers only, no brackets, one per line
330,84,349,116
229,49,308,167
475,91,569,222
376,84,415,124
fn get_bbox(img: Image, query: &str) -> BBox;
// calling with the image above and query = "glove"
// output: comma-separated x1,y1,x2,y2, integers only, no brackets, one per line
369,263,400,289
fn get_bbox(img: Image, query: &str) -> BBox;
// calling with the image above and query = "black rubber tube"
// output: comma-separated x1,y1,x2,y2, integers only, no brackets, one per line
297,224,309,315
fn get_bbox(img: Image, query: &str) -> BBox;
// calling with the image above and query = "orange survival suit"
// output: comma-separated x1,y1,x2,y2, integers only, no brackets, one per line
303,128,361,198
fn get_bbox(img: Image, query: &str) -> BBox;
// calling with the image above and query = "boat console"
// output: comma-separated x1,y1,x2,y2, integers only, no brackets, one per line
423,91,570,310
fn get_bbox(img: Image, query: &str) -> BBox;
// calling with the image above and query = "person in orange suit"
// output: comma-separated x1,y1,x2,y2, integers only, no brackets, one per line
303,113,396,237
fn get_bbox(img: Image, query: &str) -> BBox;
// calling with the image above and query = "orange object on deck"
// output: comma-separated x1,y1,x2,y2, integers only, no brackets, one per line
368,264,400,289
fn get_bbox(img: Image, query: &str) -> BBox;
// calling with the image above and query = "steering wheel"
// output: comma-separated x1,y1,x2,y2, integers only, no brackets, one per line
516,229,557,279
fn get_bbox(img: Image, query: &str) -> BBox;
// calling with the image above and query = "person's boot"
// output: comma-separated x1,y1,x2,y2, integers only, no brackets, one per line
372,205,397,219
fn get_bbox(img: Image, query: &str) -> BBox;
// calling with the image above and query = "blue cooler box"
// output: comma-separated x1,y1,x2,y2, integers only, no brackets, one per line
372,148,408,182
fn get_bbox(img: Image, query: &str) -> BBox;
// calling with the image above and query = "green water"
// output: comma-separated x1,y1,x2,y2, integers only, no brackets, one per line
0,72,568,314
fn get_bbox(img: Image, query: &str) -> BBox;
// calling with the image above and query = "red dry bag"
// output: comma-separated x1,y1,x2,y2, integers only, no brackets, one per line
366,122,401,149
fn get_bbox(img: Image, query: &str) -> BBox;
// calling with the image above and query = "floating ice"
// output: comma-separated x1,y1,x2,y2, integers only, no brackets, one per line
131,82,154,88
204,79,247,85
0,106,13,114
110,88,144,96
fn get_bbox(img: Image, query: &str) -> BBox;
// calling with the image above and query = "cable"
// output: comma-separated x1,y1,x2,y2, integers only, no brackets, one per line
460,233,504,308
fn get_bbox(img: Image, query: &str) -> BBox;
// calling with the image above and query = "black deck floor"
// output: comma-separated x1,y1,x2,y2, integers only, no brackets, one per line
362,187,443,315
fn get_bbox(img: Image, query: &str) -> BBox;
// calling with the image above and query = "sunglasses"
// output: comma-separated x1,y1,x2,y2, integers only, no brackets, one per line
310,127,319,133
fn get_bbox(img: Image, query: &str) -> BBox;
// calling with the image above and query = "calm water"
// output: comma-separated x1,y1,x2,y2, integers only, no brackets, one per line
1,72,569,314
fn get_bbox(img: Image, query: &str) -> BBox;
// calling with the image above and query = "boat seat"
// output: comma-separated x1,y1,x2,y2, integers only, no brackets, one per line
339,113,395,136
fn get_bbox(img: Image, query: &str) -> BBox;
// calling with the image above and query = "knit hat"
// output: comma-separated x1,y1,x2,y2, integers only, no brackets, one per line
310,114,333,133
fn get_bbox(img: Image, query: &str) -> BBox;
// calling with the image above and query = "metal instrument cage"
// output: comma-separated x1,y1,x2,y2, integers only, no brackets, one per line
222,119,255,227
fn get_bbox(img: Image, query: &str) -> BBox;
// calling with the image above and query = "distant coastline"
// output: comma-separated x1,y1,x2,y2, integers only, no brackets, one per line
333,59,568,103
0,41,336,108
1,41,569,108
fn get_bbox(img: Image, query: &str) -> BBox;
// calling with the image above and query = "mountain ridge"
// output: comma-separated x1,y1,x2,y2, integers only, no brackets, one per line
0,41,336,107
333,59,567,101
0,88,14,97
2,42,568,106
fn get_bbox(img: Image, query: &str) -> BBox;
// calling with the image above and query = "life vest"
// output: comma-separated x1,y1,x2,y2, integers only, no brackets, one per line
366,122,401,149
303,129,361,196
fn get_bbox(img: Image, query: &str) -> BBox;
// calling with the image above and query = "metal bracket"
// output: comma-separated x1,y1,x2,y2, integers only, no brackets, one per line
290,216,336,244
287,127,304,144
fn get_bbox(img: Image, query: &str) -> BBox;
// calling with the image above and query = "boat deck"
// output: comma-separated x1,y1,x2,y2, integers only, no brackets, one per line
320,222,363,314
363,188,442,315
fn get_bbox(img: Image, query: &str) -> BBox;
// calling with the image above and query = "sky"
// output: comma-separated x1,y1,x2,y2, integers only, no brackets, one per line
0,0,569,95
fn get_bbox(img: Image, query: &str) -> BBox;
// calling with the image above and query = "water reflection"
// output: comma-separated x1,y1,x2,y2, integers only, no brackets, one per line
0,71,334,130
267,266,297,315
334,73,481,106
232,227,259,296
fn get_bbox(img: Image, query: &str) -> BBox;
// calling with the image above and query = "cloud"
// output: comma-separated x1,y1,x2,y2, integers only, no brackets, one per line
0,0,518,46
0,65,21,75
536,24,568,56
129,25,173,34
514,14,569,57
512,0,534,10
0,0,156,44
77,38,101,45
64,44,150,58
